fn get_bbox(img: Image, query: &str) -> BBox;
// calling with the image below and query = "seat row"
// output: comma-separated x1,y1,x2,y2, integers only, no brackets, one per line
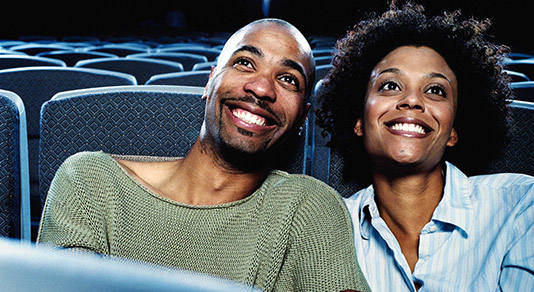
2,81,534,242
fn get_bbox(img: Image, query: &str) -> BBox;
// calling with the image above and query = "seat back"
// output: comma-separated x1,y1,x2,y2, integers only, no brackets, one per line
0,55,66,70
127,52,208,71
0,67,136,235
84,44,149,57
504,59,534,80
315,65,332,84
9,43,73,56
484,100,534,176
156,47,221,61
314,56,333,66
309,80,364,197
37,51,118,67
0,90,30,240
511,81,534,102
192,61,217,71
504,70,529,82
75,57,184,84
40,85,308,205
146,71,210,86
0,238,259,292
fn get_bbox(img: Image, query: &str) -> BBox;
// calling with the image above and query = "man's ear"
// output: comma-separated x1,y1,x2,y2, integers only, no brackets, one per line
354,119,364,136
447,127,458,147
202,66,216,100
300,103,311,127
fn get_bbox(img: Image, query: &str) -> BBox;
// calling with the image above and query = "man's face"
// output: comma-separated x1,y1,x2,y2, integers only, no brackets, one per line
201,23,313,163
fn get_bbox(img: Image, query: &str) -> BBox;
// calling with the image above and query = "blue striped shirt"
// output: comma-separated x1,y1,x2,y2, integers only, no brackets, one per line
344,162,534,291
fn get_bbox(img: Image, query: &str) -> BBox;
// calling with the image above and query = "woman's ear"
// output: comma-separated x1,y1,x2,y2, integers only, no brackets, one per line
354,119,364,136
447,127,458,147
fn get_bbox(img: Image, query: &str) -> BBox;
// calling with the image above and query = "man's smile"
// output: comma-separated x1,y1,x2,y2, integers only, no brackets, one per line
231,107,268,126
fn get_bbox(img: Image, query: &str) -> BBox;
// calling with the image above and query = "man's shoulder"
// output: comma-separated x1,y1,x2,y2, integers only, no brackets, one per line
63,150,111,165
264,170,345,205
58,151,118,178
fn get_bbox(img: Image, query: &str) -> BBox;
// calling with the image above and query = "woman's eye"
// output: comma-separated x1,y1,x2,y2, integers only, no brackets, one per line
379,81,399,92
426,86,447,97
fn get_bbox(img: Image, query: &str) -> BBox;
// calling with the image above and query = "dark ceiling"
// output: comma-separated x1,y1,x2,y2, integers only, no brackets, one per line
1,0,531,52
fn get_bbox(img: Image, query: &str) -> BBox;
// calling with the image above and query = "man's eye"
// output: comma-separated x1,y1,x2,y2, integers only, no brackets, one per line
280,75,298,86
234,58,253,68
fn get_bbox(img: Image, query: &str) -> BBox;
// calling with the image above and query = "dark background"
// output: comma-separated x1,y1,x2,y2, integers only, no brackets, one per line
1,0,532,53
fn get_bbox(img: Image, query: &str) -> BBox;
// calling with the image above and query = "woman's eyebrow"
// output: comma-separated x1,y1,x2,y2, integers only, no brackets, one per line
425,72,452,84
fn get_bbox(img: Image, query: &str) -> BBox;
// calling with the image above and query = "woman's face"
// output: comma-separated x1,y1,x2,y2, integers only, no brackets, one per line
354,46,458,172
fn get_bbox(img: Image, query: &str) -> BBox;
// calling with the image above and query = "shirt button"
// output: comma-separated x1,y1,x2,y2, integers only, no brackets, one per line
429,225,438,232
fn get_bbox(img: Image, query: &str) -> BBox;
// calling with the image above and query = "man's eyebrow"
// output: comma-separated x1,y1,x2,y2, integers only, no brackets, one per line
281,59,307,85
233,45,263,58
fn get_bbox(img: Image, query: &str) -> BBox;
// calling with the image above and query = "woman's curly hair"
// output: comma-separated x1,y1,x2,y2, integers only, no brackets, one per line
315,1,512,184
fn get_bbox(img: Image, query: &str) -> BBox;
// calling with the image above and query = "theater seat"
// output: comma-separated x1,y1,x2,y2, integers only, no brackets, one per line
0,238,258,292
0,90,30,240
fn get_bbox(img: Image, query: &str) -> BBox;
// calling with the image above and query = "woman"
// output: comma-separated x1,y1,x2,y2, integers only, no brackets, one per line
316,2,534,291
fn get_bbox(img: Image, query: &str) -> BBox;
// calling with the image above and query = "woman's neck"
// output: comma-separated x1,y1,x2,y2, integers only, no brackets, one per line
372,164,445,272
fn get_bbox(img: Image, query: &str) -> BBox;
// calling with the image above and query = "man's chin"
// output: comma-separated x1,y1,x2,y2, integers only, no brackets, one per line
218,141,274,173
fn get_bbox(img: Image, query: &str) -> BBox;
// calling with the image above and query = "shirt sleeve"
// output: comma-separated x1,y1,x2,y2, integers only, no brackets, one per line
276,178,371,292
37,153,109,255
499,190,534,291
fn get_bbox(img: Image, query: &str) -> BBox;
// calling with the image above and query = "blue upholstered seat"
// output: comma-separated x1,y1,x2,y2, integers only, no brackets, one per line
37,50,118,67
127,52,208,71
145,70,210,86
0,89,30,240
156,46,221,61
75,57,184,84
0,67,136,239
511,81,534,102
0,238,258,292
0,55,66,70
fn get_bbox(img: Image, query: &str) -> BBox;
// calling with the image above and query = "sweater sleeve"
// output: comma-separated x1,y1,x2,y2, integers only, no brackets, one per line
37,152,109,255
275,177,371,292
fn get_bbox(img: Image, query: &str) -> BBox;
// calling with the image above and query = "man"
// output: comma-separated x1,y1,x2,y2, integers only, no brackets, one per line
38,19,370,292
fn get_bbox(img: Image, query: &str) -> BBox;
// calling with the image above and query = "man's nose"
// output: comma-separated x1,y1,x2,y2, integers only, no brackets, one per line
243,74,276,102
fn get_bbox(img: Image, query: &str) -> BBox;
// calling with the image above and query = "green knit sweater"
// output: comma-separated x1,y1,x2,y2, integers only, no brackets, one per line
38,151,370,292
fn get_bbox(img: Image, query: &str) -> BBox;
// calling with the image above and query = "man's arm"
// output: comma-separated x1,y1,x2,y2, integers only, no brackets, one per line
275,179,371,292
37,153,108,254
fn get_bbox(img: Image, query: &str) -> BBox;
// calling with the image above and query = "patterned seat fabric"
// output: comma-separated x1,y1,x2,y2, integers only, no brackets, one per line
0,89,30,239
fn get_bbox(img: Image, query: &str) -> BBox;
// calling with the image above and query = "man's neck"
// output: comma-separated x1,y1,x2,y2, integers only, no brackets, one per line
175,140,269,205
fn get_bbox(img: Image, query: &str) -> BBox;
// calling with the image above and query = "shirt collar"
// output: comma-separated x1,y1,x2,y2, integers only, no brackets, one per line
358,185,377,240
431,161,473,237
358,162,473,239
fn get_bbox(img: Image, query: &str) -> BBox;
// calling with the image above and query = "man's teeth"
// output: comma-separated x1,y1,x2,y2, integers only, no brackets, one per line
232,108,267,126
391,123,426,134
